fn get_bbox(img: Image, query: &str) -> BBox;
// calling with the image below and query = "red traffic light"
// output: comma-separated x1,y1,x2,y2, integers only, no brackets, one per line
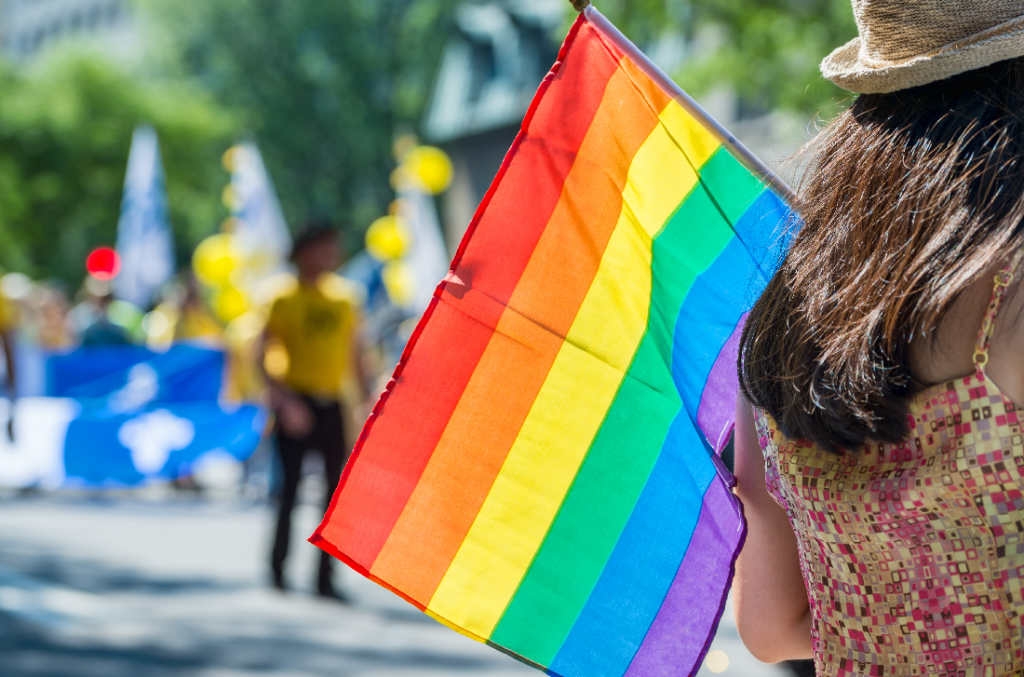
86,247,121,280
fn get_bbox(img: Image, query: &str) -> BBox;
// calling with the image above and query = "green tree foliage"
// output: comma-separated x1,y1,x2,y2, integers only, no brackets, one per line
142,0,458,243
142,0,851,251
596,0,858,117
0,52,236,285
678,0,858,116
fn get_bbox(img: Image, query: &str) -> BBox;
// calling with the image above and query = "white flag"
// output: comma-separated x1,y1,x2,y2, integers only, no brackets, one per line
396,188,450,313
228,142,292,277
114,126,175,309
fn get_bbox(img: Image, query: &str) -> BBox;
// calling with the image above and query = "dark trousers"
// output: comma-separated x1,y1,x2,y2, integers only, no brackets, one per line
271,397,346,591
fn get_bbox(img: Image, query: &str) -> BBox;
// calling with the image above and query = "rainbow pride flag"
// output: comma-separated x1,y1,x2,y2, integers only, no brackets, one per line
312,8,795,676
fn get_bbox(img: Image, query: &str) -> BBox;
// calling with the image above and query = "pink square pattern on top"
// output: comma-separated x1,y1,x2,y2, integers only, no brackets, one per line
758,374,1024,676
755,253,1024,676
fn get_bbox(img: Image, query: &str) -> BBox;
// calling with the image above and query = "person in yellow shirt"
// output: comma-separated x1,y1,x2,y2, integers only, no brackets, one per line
173,274,224,347
261,223,365,600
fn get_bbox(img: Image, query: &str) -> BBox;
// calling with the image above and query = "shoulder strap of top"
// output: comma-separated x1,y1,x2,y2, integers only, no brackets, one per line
974,249,1024,375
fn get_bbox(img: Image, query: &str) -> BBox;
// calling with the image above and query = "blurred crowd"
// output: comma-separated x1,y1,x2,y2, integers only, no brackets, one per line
0,250,400,409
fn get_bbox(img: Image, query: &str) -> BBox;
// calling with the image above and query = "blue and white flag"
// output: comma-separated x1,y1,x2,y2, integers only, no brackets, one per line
114,126,176,309
0,345,265,489
396,186,449,313
227,141,292,278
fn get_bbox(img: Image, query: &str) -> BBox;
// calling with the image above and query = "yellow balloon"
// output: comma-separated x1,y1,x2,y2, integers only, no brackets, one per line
389,166,413,192
222,144,252,174
193,233,242,287
403,146,453,194
221,184,243,211
382,260,417,308
213,285,249,322
222,145,242,173
365,215,412,261
392,133,419,162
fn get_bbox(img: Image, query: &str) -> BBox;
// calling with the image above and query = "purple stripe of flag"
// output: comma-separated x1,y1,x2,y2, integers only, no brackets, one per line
695,315,748,453
622,477,745,677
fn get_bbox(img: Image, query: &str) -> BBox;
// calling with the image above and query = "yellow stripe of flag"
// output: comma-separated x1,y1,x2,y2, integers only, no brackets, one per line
426,100,720,638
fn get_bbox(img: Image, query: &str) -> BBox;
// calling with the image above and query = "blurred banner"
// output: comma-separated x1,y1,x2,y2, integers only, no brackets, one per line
114,126,176,309
396,187,449,313
224,141,292,279
0,345,265,489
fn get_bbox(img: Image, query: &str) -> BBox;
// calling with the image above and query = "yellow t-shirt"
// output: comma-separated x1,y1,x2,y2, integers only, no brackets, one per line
0,293,18,333
265,274,361,398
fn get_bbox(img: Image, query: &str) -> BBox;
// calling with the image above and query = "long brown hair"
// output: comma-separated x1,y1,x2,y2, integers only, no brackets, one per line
740,57,1024,453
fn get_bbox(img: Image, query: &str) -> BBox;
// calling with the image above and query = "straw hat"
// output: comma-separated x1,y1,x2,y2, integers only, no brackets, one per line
821,2,1024,94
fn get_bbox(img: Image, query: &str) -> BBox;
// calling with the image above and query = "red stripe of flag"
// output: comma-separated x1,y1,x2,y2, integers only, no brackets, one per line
311,16,621,571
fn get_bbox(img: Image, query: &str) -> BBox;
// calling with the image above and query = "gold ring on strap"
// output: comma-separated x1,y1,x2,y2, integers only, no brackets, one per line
995,270,1014,287
974,350,989,367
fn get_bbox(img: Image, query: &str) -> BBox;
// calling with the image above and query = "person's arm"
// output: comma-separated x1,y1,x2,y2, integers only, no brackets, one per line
733,394,812,662
2,329,13,442
257,327,313,438
352,333,374,408
349,304,373,412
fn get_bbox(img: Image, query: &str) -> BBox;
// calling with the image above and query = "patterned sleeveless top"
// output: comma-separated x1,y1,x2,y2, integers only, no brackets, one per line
755,253,1024,677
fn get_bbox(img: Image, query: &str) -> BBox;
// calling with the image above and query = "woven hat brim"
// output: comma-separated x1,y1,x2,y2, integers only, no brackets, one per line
822,24,1024,94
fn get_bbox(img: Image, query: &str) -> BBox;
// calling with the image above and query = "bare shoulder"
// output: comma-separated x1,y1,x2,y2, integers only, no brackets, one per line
909,265,1001,385
909,261,1024,403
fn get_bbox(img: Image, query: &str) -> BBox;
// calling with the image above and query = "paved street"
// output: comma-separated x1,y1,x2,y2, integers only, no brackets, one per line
0,487,785,677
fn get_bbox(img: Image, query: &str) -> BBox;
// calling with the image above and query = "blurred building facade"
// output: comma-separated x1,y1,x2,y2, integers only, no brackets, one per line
0,0,135,61
423,0,810,252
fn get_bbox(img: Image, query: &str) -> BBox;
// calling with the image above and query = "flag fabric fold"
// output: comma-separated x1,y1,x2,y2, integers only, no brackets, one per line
312,9,795,677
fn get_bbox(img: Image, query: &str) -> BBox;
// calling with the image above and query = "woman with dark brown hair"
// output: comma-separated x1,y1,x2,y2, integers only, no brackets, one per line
732,2,1024,674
